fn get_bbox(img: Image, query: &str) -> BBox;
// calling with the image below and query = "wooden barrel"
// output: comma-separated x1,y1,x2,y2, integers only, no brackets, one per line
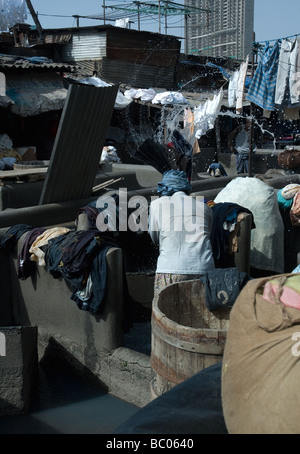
150,279,231,400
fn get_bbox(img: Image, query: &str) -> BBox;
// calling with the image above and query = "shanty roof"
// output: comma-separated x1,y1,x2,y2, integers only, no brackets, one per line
0,53,77,72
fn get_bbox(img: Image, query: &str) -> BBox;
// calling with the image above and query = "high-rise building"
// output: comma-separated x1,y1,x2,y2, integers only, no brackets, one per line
185,0,254,60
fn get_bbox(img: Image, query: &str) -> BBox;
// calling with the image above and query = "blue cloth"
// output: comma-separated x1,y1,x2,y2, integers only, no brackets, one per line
206,62,252,88
246,41,280,111
0,157,16,170
199,268,252,312
277,189,294,211
157,170,192,197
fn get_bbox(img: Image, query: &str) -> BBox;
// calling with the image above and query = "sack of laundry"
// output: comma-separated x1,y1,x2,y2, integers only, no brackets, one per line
222,274,300,434
278,147,300,169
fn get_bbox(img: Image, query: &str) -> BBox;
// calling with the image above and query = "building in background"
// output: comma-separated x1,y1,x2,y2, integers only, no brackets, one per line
185,0,254,60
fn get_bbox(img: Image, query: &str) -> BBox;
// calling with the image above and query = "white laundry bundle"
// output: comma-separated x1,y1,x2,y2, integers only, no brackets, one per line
123,88,157,102
151,91,189,105
0,0,28,31
79,76,133,110
194,88,224,139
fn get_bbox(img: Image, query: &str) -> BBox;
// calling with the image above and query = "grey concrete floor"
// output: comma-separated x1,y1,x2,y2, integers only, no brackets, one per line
0,355,140,434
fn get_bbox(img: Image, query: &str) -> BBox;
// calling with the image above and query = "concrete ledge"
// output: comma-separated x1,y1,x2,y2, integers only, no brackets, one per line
0,326,38,416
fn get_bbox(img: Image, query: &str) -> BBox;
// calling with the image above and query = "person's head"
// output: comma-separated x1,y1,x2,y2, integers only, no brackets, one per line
244,117,252,131
157,169,192,197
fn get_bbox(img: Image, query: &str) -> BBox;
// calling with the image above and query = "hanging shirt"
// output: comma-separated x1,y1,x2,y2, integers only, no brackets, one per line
246,41,280,111
274,38,299,107
236,55,249,114
194,88,224,139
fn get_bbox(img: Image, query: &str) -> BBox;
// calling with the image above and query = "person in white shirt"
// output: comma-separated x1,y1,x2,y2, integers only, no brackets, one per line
148,170,215,297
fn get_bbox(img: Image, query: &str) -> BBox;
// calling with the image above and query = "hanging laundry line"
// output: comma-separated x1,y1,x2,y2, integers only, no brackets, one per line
252,32,300,46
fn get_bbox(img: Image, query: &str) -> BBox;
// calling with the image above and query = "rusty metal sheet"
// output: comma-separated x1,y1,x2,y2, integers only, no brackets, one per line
39,83,118,205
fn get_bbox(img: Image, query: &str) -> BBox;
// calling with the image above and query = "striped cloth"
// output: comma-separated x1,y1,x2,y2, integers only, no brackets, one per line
246,41,280,111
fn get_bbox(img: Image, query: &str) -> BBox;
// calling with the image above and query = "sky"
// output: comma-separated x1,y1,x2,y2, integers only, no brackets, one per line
20,0,300,47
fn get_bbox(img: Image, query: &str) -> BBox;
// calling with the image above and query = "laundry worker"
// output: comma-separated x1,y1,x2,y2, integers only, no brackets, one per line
228,117,257,174
148,169,215,297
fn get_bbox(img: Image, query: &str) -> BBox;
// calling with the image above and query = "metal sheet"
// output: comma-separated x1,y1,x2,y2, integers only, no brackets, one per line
100,58,176,90
60,31,107,62
39,83,118,205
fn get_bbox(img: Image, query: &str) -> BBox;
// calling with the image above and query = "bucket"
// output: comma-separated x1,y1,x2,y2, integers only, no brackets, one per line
150,279,231,399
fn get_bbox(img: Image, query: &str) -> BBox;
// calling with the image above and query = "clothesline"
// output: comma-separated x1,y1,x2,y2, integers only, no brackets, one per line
252,33,300,46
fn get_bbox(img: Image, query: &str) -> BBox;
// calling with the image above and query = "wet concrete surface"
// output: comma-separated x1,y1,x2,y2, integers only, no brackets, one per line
0,351,140,435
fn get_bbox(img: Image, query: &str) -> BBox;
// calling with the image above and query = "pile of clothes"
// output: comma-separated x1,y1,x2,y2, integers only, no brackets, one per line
277,183,300,226
0,209,118,314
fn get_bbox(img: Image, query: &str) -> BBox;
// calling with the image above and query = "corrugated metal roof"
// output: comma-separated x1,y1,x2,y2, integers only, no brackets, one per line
39,83,119,205
0,54,77,72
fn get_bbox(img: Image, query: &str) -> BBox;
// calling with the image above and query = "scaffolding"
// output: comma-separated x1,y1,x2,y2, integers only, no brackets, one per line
72,1,212,54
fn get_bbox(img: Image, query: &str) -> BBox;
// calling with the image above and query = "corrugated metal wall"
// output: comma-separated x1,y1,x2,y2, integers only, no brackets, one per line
39,83,118,205
100,58,176,90
60,31,107,62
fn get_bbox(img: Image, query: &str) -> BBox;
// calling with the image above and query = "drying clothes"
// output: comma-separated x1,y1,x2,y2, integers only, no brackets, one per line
29,227,72,267
275,38,300,107
18,227,47,280
124,88,157,102
246,41,280,111
236,56,249,114
194,88,223,139
0,224,33,252
210,202,254,268
199,268,252,312
228,70,240,108
76,204,101,230
152,91,189,105
50,229,100,281
71,241,116,314
72,274,93,311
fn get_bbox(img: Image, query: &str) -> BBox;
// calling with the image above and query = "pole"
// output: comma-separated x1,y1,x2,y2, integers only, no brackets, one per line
103,0,106,24
184,13,188,54
248,32,256,178
137,2,141,31
158,0,161,34
165,0,168,35
25,0,43,39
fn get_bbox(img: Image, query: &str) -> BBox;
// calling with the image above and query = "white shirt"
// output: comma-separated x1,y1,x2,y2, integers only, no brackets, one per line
148,192,215,274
